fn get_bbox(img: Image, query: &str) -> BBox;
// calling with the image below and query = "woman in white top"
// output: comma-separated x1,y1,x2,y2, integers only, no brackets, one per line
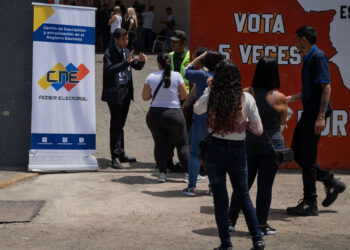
142,53,188,182
108,6,122,47
194,59,265,250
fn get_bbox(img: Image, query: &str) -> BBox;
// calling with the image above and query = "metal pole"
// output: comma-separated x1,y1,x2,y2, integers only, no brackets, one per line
54,0,60,4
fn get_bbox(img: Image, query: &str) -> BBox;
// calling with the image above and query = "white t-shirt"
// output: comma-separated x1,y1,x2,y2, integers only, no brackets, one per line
142,11,155,29
145,70,184,108
111,15,122,33
168,13,174,22
194,87,263,140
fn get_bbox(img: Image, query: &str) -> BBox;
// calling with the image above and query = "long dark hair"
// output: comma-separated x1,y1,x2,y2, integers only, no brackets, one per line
207,59,243,135
252,56,280,90
157,53,171,88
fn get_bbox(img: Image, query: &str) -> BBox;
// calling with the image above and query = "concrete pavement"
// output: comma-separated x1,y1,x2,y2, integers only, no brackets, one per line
0,171,38,189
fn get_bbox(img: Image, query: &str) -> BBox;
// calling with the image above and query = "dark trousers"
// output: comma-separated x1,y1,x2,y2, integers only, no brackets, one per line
107,87,131,160
140,28,153,51
166,99,192,171
204,137,262,248
229,142,283,226
127,31,136,51
291,110,333,202
146,107,189,174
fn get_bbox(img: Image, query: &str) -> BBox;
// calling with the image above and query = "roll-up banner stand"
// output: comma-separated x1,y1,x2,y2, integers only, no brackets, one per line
190,0,350,170
29,3,98,172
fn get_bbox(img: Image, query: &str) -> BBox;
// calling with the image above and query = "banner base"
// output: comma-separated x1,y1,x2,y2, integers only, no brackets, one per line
28,153,98,172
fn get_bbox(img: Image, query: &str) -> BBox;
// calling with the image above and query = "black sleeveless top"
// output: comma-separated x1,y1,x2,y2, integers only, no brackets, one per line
125,17,136,34
246,88,284,145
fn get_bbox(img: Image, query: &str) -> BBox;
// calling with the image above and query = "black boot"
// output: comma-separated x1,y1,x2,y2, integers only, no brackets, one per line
286,199,319,216
322,178,346,207
251,240,265,250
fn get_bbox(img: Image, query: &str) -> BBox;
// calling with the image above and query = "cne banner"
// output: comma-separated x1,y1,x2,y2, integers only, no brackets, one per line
29,3,98,172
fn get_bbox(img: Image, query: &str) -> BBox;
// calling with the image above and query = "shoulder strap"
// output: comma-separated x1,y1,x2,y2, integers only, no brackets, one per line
263,129,276,150
151,78,164,104
248,86,255,97
270,90,276,106
202,130,215,143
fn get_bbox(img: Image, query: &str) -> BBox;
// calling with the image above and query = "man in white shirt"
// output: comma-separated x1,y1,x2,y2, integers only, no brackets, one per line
140,5,155,52
162,7,176,50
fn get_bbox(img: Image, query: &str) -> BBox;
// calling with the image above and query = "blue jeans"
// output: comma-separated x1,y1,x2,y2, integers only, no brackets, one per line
188,122,209,188
204,137,262,248
229,142,283,225
140,28,153,51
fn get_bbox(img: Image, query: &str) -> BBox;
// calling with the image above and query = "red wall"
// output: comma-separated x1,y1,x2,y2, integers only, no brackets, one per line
190,0,350,169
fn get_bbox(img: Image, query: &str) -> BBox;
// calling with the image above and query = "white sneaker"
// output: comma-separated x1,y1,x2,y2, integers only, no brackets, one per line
229,220,236,232
229,224,236,232
197,174,206,183
184,173,206,183
183,173,189,183
182,187,196,197
158,173,166,182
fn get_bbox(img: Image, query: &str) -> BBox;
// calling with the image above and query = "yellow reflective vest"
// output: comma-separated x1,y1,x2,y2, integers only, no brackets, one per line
169,50,190,92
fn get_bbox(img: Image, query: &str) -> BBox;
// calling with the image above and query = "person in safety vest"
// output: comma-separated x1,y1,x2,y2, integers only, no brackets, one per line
169,30,190,92
164,30,191,174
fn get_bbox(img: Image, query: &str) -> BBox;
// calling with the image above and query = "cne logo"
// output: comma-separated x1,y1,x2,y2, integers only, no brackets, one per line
38,62,89,91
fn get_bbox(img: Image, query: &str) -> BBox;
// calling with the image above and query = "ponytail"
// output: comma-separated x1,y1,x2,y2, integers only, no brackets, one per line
157,53,171,88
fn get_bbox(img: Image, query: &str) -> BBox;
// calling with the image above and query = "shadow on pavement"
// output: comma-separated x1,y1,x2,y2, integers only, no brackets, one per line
97,158,156,170
192,227,250,238
142,190,185,198
200,205,214,215
97,158,111,169
142,189,210,198
111,176,157,185
130,162,156,169
200,207,336,223
319,210,337,214
268,208,294,221
268,208,337,221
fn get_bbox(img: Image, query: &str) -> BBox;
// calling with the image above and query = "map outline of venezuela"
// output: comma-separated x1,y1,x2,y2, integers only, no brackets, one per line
297,0,350,90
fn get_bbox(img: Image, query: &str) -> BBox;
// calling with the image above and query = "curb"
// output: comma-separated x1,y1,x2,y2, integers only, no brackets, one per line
0,173,39,189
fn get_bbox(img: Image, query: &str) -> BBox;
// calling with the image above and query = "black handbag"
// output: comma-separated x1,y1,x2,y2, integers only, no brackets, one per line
264,130,294,165
274,148,294,164
199,131,214,161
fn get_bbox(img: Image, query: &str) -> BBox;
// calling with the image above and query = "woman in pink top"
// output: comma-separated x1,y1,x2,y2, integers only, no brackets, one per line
194,59,265,250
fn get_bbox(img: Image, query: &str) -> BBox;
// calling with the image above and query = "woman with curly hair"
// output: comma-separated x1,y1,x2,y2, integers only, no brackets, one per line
194,59,265,250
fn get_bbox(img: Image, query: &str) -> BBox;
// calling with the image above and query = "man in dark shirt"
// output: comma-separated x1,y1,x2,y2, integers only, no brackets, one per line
102,28,146,169
286,26,346,216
